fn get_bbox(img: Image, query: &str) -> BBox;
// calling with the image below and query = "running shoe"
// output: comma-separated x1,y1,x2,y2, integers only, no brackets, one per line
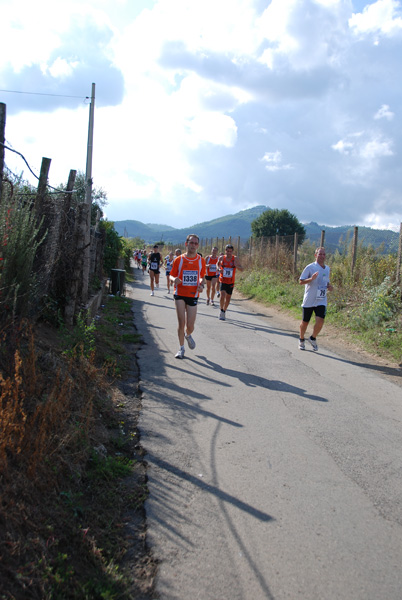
217,291,220,298
219,310,226,321
175,347,185,359
150,291,154,296
309,336,318,351
211,300,214,306
185,334,196,350
298,339,305,350
206,298,210,305
155,284,159,289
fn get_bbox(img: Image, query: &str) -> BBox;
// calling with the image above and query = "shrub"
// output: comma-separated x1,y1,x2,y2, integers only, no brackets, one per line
0,194,45,321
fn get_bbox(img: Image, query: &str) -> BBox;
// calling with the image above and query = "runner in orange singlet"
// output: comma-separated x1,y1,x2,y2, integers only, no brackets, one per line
217,244,243,321
205,246,219,306
170,234,206,358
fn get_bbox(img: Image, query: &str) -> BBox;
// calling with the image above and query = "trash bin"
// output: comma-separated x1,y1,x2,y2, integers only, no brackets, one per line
110,269,126,295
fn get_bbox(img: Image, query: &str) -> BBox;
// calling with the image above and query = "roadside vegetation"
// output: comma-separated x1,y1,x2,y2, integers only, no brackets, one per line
0,286,156,599
0,173,155,599
237,241,402,364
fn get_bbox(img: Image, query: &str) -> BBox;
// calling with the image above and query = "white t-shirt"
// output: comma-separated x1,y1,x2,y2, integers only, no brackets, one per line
300,261,331,307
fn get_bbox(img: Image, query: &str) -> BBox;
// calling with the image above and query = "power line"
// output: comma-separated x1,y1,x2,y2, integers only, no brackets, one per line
0,89,89,100
1,141,85,195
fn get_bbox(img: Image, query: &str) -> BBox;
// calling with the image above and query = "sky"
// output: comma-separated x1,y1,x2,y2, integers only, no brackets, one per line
1,0,402,231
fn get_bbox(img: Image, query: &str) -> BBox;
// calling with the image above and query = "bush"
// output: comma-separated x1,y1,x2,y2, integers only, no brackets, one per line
99,220,123,275
0,193,45,321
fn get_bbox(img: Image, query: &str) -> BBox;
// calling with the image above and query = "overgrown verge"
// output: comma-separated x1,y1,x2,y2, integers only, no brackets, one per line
237,251,402,364
0,291,156,599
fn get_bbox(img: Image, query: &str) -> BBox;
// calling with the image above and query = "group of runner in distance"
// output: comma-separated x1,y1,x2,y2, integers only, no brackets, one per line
133,237,333,359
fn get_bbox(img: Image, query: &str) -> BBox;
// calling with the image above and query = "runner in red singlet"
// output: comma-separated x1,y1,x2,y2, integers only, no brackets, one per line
205,246,219,306
170,234,206,358
217,244,243,321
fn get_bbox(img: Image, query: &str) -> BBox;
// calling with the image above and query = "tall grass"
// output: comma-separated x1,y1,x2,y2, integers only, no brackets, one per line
238,241,402,362
0,192,45,321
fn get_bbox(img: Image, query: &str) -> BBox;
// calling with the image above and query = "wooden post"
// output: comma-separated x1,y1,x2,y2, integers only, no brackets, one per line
64,169,77,213
396,222,402,290
320,230,325,247
0,103,6,203
293,232,298,274
351,226,358,275
275,234,279,268
35,157,51,208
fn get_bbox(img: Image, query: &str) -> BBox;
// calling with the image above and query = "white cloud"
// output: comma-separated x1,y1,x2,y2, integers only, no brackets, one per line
186,113,237,148
261,151,294,172
2,0,402,230
332,131,393,160
349,0,402,36
364,213,401,231
360,137,393,159
374,104,394,120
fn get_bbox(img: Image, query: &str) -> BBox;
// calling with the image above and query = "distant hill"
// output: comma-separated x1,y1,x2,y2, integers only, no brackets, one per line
304,222,399,254
113,206,269,242
112,220,160,240
112,207,399,253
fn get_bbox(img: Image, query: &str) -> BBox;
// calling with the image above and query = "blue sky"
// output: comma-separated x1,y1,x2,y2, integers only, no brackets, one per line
1,0,402,231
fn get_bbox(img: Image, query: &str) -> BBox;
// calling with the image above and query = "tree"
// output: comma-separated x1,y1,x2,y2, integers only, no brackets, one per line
64,171,108,226
99,220,123,275
251,208,305,244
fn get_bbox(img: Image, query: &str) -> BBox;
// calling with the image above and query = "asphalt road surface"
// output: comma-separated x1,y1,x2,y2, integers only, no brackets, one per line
131,271,402,600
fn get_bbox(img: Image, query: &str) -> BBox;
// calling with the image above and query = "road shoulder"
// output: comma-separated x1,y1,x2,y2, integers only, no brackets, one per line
233,290,402,388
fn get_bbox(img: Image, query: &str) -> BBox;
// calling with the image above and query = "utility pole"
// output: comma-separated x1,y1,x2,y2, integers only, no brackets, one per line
0,103,6,203
85,82,95,205
81,83,95,306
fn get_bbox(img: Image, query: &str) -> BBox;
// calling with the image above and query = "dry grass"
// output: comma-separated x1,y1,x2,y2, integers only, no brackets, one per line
0,296,156,599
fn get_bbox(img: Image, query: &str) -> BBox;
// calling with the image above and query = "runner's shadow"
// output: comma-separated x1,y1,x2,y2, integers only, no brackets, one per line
194,356,328,402
228,317,296,338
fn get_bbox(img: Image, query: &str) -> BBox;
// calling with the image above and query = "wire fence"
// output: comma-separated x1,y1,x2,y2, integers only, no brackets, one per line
0,102,105,325
164,227,402,291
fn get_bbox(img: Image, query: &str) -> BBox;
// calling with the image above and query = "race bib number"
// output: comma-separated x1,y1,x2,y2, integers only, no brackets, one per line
150,261,158,270
182,270,198,286
209,264,217,272
317,286,327,300
223,267,233,278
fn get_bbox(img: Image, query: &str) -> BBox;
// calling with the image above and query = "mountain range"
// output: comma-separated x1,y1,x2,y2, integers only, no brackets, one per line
112,205,400,253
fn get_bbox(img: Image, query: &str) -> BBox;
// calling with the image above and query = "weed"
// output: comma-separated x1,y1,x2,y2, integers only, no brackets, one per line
121,332,142,343
61,311,97,358
88,453,134,481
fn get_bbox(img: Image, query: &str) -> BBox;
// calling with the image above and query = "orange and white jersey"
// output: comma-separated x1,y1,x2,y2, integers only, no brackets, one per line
205,255,219,277
170,254,206,297
219,256,236,285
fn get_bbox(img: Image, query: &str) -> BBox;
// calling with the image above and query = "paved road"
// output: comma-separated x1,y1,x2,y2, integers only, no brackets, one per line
131,272,402,600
